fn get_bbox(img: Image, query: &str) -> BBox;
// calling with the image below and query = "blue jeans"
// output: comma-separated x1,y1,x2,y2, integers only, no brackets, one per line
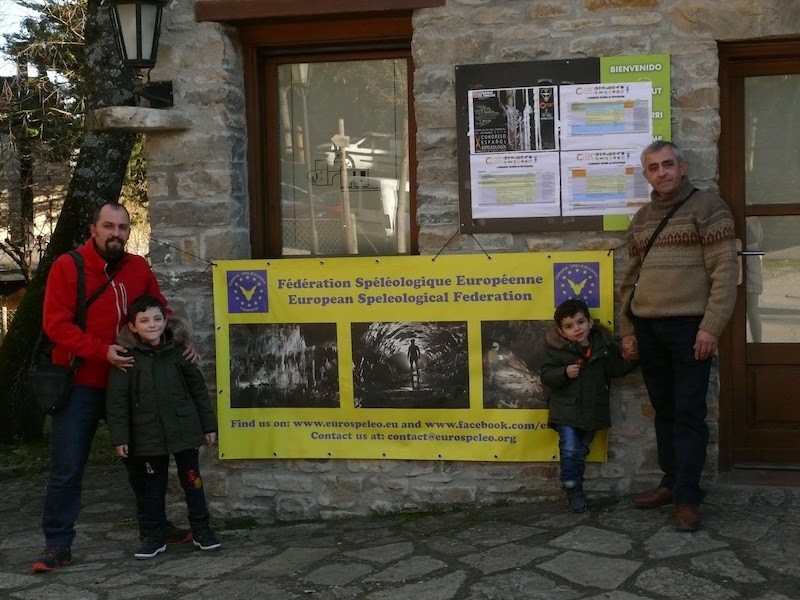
556,424,595,485
42,385,106,548
125,448,210,536
632,315,711,505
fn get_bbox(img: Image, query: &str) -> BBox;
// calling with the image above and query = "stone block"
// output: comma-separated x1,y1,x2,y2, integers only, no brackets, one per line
525,236,565,251
409,485,477,506
318,475,366,508
414,32,493,66
553,18,606,31
610,14,662,26
673,84,719,110
202,229,252,261
531,3,572,19
586,0,658,9
497,44,557,62
175,169,232,198
276,495,320,521
414,94,457,131
569,31,651,55
471,7,523,24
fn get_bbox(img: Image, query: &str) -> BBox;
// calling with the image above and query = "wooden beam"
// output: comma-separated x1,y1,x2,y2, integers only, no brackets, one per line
195,0,444,23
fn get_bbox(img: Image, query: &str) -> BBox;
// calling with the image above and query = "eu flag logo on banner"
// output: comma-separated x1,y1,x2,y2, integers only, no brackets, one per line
554,262,600,308
227,270,268,313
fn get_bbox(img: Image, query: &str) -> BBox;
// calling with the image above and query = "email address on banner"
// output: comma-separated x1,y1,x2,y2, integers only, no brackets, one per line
291,419,554,446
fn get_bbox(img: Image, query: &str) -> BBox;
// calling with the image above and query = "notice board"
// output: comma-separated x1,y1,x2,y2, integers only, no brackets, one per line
456,54,671,234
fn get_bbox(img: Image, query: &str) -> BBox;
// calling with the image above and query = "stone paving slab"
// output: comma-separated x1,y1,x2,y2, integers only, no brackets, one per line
4,465,800,599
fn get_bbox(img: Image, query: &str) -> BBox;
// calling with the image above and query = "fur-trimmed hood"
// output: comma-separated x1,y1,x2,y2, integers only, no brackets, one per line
115,316,191,350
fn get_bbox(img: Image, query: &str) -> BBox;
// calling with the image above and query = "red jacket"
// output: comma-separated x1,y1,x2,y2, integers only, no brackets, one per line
43,239,170,389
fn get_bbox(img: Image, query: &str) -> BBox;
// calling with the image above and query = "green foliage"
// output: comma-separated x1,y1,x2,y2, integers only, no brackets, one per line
1,0,88,163
122,134,149,219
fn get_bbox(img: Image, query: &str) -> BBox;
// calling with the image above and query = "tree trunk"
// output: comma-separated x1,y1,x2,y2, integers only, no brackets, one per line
0,0,137,443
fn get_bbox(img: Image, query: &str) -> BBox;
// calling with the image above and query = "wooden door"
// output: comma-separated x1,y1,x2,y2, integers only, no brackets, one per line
719,39,800,467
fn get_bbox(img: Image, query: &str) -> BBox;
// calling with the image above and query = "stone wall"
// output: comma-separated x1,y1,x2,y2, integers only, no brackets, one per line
148,0,800,523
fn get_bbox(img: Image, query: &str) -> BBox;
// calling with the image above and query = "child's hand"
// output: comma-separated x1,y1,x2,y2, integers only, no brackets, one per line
205,432,217,446
565,363,581,379
115,444,128,458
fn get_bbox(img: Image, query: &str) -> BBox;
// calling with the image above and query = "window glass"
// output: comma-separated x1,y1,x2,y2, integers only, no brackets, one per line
744,75,800,205
278,60,410,256
745,216,800,343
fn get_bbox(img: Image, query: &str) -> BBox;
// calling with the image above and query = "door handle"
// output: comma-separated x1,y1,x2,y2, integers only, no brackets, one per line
735,239,765,286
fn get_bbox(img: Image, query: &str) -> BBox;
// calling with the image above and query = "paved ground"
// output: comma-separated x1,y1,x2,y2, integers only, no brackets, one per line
2,465,800,599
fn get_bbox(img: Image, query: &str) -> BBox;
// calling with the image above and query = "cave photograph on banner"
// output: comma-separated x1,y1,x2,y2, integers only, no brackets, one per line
351,321,469,409
481,320,550,409
228,323,340,408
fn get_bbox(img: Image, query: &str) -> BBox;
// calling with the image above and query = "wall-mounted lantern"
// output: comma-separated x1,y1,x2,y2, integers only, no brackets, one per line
105,0,173,108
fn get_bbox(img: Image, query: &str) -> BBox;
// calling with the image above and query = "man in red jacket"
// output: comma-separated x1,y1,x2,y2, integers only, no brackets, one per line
32,202,197,572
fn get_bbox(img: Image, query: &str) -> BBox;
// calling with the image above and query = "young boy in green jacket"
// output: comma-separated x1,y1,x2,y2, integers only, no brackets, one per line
540,299,637,512
106,294,220,559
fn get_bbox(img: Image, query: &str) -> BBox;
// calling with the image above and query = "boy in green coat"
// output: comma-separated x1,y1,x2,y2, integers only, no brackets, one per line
540,299,637,512
106,295,220,559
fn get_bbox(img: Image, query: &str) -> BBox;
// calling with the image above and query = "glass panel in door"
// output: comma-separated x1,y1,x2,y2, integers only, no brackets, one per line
745,216,800,343
277,60,410,257
743,75,800,206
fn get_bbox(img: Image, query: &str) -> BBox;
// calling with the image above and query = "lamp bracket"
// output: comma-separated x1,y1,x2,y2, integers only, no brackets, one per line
134,80,173,108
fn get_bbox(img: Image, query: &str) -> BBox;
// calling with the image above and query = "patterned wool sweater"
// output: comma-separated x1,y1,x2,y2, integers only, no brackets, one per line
618,177,738,338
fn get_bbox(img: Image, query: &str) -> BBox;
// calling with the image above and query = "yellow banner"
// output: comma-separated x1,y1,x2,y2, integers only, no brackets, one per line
213,251,614,461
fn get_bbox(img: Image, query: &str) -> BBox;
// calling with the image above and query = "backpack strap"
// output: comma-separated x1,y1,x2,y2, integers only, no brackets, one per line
67,251,87,330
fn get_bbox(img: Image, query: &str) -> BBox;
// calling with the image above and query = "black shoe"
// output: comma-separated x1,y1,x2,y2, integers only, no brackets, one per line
135,536,166,560
192,528,221,551
139,521,192,544
32,546,71,573
563,483,589,513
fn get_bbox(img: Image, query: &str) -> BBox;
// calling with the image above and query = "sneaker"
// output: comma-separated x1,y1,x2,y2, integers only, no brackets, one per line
192,528,221,551
563,483,589,513
135,537,167,560
32,546,71,573
138,521,192,544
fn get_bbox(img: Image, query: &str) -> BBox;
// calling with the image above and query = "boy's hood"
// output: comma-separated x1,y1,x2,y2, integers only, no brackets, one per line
544,322,611,350
116,316,190,350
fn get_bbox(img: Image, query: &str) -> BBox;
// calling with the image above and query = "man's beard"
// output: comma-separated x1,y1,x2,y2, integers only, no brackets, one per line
96,239,125,260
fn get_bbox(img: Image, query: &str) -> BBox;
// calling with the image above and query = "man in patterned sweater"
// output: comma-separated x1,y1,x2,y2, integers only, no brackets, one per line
618,140,738,532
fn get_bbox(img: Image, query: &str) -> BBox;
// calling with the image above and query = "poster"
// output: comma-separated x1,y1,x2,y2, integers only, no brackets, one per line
213,252,615,462
469,152,560,218
558,82,652,151
561,149,651,216
468,86,559,154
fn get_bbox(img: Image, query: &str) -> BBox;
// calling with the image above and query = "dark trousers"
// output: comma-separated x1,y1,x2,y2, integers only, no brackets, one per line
125,448,210,537
555,424,595,485
633,315,711,505
42,385,105,548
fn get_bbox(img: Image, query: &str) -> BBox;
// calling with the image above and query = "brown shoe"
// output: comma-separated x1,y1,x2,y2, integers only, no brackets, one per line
674,503,701,531
632,486,673,508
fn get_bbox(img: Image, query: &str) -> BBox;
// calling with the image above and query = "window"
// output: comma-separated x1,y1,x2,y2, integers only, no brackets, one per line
275,57,411,256
234,17,418,258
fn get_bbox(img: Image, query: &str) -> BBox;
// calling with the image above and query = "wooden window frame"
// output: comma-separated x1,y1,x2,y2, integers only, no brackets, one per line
196,1,444,258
